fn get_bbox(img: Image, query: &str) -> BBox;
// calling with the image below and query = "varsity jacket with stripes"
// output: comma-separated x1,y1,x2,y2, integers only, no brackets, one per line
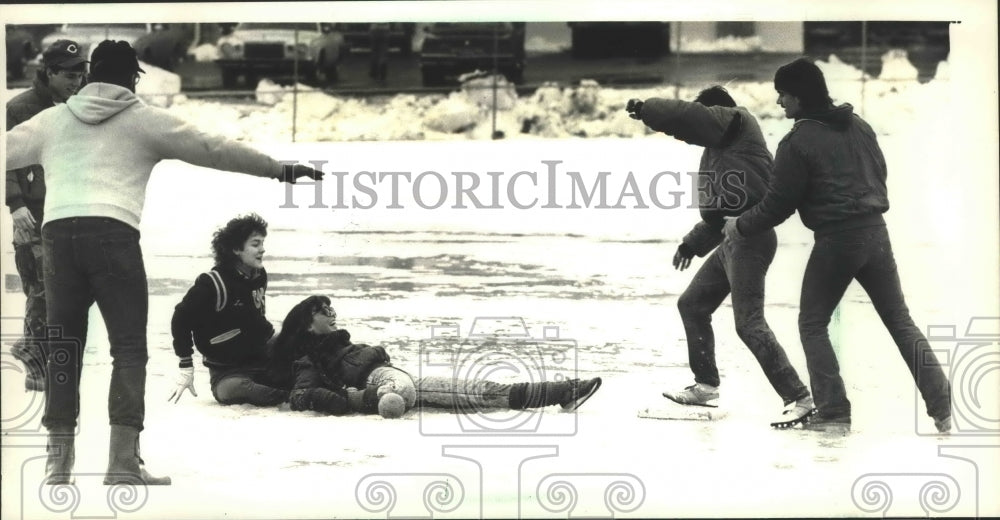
171,264,274,369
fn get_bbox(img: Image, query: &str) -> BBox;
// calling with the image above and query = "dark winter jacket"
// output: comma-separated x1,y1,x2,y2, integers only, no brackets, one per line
297,329,391,389
639,98,773,256
737,103,890,237
171,264,274,370
5,78,54,223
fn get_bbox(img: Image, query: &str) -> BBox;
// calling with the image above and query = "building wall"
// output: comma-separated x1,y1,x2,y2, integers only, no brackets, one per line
670,22,803,53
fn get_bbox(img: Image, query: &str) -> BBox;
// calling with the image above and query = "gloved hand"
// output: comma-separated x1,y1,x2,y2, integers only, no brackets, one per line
279,164,325,184
673,243,694,271
626,98,644,120
169,366,197,403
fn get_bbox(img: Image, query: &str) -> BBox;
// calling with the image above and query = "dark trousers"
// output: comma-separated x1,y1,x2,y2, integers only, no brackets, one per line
799,224,951,420
208,365,288,406
41,218,148,431
13,239,47,369
677,229,809,404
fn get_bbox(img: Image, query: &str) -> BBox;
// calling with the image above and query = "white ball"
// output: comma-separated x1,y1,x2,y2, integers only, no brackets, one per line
378,393,406,419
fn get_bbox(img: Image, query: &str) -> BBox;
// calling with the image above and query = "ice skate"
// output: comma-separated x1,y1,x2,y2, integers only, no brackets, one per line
662,383,719,408
770,395,817,429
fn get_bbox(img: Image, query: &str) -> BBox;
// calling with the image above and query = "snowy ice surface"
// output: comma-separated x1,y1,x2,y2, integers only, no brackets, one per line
2,46,998,520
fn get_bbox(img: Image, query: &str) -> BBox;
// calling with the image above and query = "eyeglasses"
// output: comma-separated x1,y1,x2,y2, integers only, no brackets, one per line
314,306,336,318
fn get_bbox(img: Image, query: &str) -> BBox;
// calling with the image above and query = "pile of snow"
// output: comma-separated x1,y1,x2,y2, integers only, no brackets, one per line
135,60,183,108
525,35,569,54
679,35,773,53
191,43,221,62
4,50,949,142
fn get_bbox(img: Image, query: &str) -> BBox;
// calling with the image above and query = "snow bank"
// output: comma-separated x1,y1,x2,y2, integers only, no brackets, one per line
679,35,773,53
161,50,949,142
135,60,183,107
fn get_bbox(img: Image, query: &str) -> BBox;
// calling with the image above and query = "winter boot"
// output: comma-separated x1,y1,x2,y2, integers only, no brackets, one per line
663,383,719,407
11,339,46,392
103,425,171,485
45,426,75,485
509,377,603,412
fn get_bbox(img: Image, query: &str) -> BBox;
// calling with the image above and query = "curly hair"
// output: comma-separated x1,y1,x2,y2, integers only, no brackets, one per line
210,213,268,266
271,295,331,362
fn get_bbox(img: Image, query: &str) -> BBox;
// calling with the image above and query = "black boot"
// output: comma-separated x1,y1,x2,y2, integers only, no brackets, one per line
104,425,171,485
45,426,75,485
11,339,46,391
509,377,603,411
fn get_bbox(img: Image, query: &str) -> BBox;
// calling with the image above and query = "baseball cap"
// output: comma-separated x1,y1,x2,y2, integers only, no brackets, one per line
42,39,89,68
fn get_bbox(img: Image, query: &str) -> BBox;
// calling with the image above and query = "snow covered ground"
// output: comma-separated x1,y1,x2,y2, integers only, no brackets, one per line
2,44,998,520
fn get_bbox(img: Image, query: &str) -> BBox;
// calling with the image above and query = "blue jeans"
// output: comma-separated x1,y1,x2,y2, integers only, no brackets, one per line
677,229,809,404
41,218,149,431
799,224,951,420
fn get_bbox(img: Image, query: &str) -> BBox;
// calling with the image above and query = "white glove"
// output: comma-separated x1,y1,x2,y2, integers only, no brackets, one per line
169,366,197,403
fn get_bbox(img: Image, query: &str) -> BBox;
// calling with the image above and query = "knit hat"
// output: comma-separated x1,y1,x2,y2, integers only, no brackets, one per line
41,39,88,69
774,58,830,109
90,40,146,77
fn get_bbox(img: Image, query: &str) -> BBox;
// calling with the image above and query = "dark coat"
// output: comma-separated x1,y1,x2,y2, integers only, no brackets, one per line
5,78,53,222
297,329,391,389
171,264,274,370
639,98,773,256
738,104,890,237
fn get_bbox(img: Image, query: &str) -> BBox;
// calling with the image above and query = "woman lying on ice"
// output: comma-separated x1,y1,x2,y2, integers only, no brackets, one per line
272,295,603,418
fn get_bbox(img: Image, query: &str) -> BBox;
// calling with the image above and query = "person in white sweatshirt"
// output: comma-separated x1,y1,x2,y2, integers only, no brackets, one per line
5,40,323,486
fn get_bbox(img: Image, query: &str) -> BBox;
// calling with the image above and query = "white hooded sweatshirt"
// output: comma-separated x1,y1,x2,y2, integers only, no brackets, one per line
5,82,284,229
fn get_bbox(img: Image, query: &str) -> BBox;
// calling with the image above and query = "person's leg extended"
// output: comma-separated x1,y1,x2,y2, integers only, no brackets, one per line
677,249,731,389
799,231,867,421
727,231,810,405
854,226,951,428
12,240,48,390
211,372,289,406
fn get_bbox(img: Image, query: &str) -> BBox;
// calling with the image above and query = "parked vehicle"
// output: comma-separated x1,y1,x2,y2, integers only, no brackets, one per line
336,22,416,56
134,23,195,71
41,23,153,60
215,22,345,88
418,22,525,86
6,26,38,80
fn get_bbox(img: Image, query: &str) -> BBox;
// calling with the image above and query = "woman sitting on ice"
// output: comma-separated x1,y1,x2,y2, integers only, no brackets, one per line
273,295,602,418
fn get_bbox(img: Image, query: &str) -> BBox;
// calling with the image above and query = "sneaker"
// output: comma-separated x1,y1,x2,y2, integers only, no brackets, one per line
933,415,952,434
802,414,851,433
662,383,719,408
559,377,603,412
771,395,817,429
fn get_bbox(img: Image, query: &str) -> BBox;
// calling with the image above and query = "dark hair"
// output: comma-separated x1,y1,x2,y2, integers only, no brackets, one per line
35,62,87,86
694,85,736,108
271,295,331,361
89,40,144,89
211,213,268,266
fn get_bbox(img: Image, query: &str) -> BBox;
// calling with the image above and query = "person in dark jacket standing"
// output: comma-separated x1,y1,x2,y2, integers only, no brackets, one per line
6,39,87,392
170,214,292,407
5,40,323,486
626,86,814,427
274,295,603,418
724,58,952,433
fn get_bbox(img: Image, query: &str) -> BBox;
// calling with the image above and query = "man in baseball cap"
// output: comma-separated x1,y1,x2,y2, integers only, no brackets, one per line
5,38,88,393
